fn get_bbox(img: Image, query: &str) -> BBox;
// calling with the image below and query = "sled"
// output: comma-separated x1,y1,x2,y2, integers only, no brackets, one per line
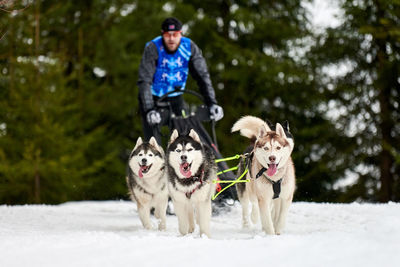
153,88,237,201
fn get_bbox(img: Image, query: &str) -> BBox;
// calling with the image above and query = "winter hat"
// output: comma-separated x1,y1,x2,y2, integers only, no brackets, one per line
161,17,182,32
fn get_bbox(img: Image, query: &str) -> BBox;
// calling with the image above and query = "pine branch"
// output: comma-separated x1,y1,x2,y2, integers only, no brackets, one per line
0,0,31,13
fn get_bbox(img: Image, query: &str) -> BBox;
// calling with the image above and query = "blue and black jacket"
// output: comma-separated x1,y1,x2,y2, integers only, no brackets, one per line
138,36,217,113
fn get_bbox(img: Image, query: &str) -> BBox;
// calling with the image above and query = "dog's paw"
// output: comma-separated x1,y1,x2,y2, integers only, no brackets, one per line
200,232,211,238
262,226,275,235
242,219,250,229
242,222,250,229
143,223,153,230
158,221,166,231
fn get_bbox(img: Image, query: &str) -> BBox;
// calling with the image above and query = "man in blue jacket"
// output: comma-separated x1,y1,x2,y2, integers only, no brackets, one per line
138,17,224,144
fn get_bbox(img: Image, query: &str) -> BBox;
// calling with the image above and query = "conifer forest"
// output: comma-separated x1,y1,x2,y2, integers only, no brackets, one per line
1,0,399,204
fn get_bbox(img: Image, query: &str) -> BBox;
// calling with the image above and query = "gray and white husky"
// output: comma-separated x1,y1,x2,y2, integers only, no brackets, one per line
126,137,168,230
232,116,295,235
166,129,217,237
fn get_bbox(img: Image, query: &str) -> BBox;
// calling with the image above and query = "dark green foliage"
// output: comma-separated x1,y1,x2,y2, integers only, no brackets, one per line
0,0,398,204
310,0,400,202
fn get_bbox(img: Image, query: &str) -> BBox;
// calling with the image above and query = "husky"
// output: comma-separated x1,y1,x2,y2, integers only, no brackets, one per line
126,137,168,230
166,129,217,237
232,116,295,235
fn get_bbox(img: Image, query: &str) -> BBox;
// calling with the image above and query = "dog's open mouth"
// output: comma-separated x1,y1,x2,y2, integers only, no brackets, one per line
179,162,192,178
138,164,152,178
267,163,278,176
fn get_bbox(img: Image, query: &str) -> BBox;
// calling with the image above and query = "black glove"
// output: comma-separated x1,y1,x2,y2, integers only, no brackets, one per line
209,104,224,121
146,110,161,126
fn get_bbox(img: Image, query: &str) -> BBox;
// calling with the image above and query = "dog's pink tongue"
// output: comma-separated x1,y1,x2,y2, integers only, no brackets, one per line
180,163,192,178
139,166,146,178
267,164,277,176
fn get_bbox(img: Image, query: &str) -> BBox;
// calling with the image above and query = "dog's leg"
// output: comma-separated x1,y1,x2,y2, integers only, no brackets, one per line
250,199,259,225
240,194,250,228
237,183,251,228
196,200,212,237
137,201,152,230
188,203,195,233
272,198,281,229
174,201,190,235
258,197,275,235
155,195,168,231
274,198,291,235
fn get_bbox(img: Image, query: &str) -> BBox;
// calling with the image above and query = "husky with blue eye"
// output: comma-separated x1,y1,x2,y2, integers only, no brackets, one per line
232,116,295,235
126,137,168,230
166,129,217,237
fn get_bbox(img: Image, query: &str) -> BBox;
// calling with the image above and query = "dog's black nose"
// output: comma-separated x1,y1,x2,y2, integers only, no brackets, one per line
181,155,187,161
269,156,276,162
141,158,147,164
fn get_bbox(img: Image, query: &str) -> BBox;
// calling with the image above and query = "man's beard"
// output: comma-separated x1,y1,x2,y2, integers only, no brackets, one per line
163,39,180,53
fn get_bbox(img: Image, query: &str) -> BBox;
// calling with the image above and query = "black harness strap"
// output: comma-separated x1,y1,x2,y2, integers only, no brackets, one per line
256,167,268,179
267,177,283,199
255,167,283,199
248,151,283,199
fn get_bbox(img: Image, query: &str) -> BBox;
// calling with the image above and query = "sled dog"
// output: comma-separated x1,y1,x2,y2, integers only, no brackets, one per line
166,129,217,237
232,116,295,235
126,137,168,230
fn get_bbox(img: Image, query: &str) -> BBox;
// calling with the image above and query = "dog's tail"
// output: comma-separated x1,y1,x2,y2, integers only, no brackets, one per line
231,116,271,139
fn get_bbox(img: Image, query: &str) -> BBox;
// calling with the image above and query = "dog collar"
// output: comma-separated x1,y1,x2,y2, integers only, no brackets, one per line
256,167,267,179
255,167,283,199
185,168,205,199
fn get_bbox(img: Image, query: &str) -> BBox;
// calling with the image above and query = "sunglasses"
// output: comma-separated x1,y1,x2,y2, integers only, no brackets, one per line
162,31,182,38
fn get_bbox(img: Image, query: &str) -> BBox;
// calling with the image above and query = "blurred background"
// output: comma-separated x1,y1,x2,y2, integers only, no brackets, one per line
0,0,399,204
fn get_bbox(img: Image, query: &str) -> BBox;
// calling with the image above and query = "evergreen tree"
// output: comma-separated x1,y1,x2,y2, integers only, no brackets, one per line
168,0,344,201
2,0,397,204
310,0,400,202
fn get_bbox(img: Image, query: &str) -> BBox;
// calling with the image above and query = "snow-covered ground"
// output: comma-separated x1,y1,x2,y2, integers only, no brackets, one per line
1,201,399,267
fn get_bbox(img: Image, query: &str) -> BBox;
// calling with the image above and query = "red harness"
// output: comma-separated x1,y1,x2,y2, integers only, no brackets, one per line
185,169,205,199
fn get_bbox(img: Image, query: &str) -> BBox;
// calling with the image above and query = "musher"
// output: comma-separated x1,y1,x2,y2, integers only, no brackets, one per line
137,17,224,144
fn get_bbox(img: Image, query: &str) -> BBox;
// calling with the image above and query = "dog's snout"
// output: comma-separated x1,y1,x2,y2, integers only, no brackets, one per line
269,156,276,162
181,155,187,161
141,158,147,164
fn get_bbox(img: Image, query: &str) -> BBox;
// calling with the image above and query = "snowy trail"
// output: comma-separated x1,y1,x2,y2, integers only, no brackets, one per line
1,201,399,267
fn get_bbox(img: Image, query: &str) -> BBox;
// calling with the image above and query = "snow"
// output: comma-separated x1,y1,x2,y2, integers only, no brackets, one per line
306,0,343,30
1,201,399,267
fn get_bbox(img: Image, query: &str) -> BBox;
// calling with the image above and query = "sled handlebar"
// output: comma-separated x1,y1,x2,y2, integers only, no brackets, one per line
155,88,204,107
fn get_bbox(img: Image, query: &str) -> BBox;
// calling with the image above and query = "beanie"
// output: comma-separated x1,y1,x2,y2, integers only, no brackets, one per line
161,17,182,32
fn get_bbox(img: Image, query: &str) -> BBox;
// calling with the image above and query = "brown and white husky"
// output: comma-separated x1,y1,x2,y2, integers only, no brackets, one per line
232,116,295,235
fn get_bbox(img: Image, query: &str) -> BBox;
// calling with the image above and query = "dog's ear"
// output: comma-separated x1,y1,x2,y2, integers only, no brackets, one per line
169,129,179,144
189,129,201,143
265,119,274,130
258,124,269,138
278,123,294,150
276,123,287,139
133,137,143,151
149,136,160,150
282,120,290,131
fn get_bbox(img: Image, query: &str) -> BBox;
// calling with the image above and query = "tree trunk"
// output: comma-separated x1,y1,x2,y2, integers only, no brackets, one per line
374,0,395,203
34,0,41,203
377,74,394,202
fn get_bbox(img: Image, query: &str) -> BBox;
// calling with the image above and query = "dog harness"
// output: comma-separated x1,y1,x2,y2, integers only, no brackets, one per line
256,167,283,199
149,36,191,97
185,168,205,199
